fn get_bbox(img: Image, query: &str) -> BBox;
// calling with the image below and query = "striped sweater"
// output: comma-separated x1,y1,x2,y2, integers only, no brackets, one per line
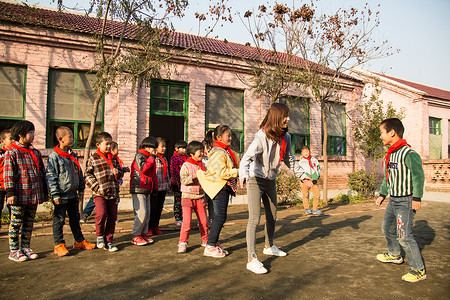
379,145,424,201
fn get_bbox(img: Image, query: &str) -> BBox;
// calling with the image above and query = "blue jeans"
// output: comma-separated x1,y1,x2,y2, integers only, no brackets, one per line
207,186,231,246
53,198,84,245
382,196,424,270
82,196,95,217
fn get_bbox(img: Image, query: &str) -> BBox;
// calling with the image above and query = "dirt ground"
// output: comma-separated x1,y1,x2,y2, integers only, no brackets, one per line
0,200,449,300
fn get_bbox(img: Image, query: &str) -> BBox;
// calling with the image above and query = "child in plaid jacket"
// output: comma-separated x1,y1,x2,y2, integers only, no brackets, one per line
84,132,124,252
4,121,47,262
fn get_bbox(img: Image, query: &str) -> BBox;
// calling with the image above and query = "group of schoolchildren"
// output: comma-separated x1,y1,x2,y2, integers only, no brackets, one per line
0,103,427,282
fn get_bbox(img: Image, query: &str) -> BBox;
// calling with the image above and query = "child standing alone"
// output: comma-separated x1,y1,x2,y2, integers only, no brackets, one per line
130,136,158,246
170,140,187,226
85,132,124,252
46,126,95,256
177,141,209,253
299,146,323,215
376,118,427,282
4,121,47,261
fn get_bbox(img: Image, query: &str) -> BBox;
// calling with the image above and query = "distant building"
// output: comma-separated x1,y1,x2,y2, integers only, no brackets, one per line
352,68,450,192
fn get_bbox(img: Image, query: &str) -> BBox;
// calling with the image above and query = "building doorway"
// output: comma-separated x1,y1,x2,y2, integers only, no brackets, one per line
150,80,188,162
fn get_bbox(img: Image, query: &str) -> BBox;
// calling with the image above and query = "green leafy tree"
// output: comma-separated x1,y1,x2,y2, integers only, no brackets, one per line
241,1,392,201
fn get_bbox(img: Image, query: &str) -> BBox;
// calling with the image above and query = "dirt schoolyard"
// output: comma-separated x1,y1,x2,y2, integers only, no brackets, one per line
0,200,449,300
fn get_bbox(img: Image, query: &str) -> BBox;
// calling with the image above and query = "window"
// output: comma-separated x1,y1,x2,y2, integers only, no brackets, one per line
324,102,346,156
205,86,244,152
280,96,310,154
151,81,187,115
429,117,441,159
0,64,26,131
47,70,103,148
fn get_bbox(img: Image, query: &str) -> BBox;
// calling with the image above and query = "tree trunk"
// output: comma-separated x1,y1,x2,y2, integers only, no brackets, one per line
322,104,328,203
79,91,104,213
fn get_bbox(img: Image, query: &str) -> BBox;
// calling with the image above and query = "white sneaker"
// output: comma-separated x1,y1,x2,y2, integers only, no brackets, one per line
263,245,287,257
246,255,267,274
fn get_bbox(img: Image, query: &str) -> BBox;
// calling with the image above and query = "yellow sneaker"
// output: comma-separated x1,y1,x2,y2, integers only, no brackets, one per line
402,269,427,283
376,253,403,264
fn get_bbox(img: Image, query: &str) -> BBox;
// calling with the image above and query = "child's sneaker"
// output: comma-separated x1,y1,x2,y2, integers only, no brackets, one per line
131,235,148,246
97,236,106,249
263,245,287,257
203,245,225,258
246,255,267,274
402,268,427,282
106,242,118,252
216,242,228,255
201,240,207,247
178,242,187,253
22,248,39,259
142,234,154,244
312,209,324,215
305,209,312,214
146,229,153,236
376,252,403,264
73,239,96,250
9,249,28,262
80,214,88,223
153,227,163,235
54,244,69,256
175,221,182,227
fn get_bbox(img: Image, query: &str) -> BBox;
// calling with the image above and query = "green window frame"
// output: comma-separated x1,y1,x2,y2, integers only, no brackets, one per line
205,86,244,153
280,96,310,154
46,69,104,148
150,80,189,139
429,117,442,159
0,64,26,132
324,101,347,156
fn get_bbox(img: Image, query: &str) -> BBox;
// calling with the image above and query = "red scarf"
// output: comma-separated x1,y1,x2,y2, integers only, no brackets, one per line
278,134,286,166
96,148,117,180
187,157,206,171
302,155,315,170
138,149,151,157
10,142,39,170
54,145,81,174
115,155,124,168
384,139,410,183
173,150,187,162
156,153,168,179
212,140,238,167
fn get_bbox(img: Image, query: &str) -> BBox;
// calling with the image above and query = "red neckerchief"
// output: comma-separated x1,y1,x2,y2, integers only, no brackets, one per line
278,134,286,166
2,145,7,151
114,155,124,168
156,153,168,179
212,140,237,167
302,155,315,169
187,157,206,171
54,145,81,174
138,149,151,157
96,148,117,180
384,139,410,183
173,150,187,162
10,142,39,170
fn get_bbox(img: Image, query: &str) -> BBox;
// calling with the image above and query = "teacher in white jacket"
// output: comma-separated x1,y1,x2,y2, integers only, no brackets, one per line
239,102,313,274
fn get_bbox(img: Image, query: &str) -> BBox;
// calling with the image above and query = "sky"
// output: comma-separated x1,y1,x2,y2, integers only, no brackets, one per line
23,0,450,91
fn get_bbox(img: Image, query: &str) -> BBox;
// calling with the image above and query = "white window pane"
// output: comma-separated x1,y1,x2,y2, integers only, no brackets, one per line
326,102,346,136
206,86,243,130
0,65,24,118
282,97,309,134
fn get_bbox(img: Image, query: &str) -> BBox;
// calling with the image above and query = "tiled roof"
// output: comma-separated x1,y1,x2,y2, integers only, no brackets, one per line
375,73,450,101
0,1,351,79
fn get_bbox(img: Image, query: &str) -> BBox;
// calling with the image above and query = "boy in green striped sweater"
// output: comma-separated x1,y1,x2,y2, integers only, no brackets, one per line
375,118,426,283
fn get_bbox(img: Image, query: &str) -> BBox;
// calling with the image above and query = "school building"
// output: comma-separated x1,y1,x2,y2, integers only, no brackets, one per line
352,68,450,193
1,0,448,200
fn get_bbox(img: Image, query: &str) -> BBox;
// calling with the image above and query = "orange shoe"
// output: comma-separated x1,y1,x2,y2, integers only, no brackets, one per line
73,239,96,250
54,243,69,256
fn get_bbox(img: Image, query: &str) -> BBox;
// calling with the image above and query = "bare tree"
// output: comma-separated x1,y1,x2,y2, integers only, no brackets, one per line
241,1,392,201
